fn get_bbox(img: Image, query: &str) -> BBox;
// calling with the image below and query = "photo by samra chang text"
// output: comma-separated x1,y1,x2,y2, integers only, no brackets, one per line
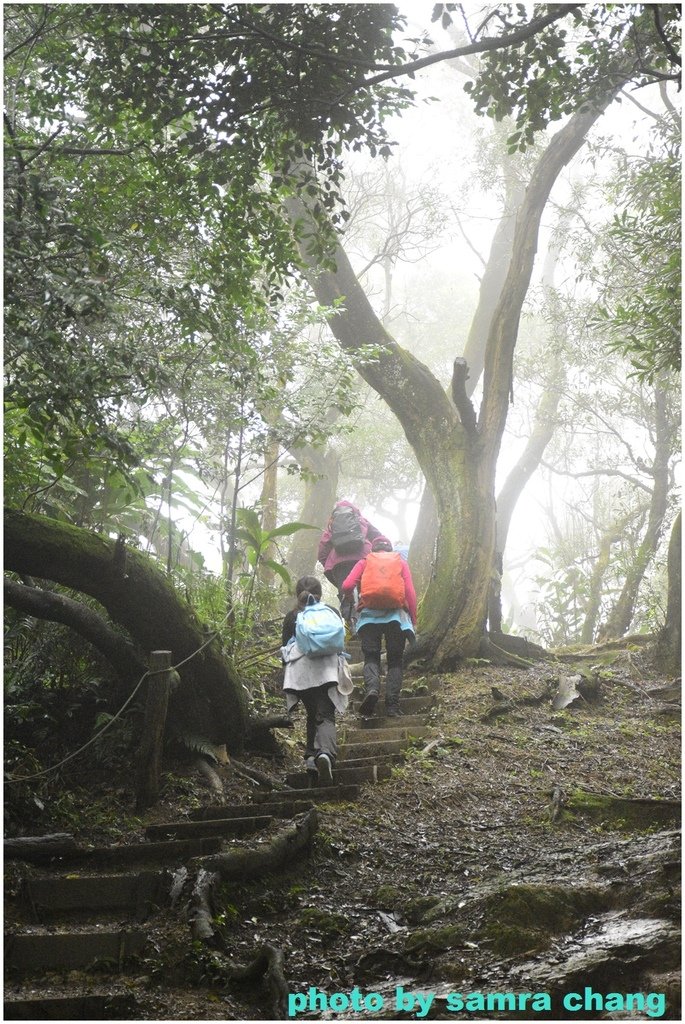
287,984,668,1019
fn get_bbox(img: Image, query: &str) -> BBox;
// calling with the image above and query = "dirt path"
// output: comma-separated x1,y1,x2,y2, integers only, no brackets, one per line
5,648,681,1021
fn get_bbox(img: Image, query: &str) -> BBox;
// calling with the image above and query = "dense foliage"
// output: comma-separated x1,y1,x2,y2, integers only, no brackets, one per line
3,4,681,777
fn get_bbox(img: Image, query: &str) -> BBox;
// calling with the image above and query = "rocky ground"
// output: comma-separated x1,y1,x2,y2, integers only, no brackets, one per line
4,642,681,1021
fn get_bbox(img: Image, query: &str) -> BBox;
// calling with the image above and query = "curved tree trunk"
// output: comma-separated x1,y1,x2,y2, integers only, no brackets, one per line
285,96,615,667
4,577,148,686
413,175,523,604
4,509,248,749
655,509,681,676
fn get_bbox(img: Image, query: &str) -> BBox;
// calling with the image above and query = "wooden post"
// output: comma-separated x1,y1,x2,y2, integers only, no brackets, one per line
135,650,173,812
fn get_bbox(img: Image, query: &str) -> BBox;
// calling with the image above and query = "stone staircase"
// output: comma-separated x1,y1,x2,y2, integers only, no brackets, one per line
4,648,438,1019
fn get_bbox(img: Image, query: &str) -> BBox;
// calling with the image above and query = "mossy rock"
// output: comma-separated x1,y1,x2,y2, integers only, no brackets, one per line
373,884,401,909
480,923,549,957
404,895,443,924
440,959,471,983
483,883,608,933
298,907,350,939
405,924,465,954
565,790,680,831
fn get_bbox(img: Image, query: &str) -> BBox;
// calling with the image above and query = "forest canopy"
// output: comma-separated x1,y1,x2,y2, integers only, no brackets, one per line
4,3,681,767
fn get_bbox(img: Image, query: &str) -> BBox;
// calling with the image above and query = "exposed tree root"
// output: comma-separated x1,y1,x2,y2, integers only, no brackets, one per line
183,812,319,1017
227,758,284,790
192,808,318,880
194,758,224,796
479,633,549,666
481,684,553,721
225,943,290,1019
188,868,221,944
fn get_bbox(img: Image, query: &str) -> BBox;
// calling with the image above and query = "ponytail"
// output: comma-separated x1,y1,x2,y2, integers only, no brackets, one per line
294,574,322,613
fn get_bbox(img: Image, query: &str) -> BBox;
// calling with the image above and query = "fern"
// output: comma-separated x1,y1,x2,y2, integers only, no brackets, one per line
176,733,219,764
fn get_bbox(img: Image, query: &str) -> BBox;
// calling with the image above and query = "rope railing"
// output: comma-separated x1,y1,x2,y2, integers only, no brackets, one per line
6,610,234,784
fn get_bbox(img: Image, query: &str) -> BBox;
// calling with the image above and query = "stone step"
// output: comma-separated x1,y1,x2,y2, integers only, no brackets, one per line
339,739,408,760
335,753,404,769
356,713,427,730
343,725,431,744
84,837,224,865
4,992,139,1020
4,928,148,976
285,765,377,789
252,784,360,803
4,836,224,867
353,695,434,715
145,816,272,841
19,870,170,917
189,800,314,821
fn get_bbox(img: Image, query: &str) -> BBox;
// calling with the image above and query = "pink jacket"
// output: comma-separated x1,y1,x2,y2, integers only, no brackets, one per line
341,556,418,626
317,501,383,572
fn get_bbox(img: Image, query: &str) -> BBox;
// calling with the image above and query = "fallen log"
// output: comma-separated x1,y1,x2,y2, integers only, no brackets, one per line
191,808,318,880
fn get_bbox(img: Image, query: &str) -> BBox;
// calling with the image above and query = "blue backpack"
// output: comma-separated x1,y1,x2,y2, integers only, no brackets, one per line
295,598,345,658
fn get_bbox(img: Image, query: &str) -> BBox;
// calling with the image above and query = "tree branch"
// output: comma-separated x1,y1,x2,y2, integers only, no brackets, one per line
450,358,478,434
540,461,653,494
4,576,146,685
356,7,581,90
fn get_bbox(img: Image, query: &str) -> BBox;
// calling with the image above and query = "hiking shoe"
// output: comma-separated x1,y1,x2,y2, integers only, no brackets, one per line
385,706,403,718
316,753,333,785
359,691,379,716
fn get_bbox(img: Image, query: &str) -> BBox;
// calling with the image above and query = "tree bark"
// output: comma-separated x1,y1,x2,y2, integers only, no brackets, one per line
581,521,625,645
4,509,248,749
655,509,681,676
600,385,673,638
407,483,437,596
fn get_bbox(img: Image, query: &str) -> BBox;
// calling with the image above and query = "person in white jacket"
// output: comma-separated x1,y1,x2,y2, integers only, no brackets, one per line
281,576,349,784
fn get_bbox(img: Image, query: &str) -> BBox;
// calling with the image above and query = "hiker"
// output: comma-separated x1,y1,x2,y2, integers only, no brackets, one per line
317,500,383,621
341,536,417,718
281,575,350,784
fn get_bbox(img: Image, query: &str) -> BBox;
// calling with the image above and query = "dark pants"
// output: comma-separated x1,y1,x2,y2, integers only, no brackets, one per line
299,684,337,765
324,561,358,620
358,620,406,710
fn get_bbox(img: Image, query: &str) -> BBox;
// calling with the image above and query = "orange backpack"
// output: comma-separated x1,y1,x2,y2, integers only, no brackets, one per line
360,552,406,609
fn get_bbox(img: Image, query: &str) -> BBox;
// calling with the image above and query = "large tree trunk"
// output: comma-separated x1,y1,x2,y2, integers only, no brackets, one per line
4,509,248,749
655,509,681,676
285,97,614,667
411,175,524,603
407,484,437,595
600,385,673,639
286,444,340,581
